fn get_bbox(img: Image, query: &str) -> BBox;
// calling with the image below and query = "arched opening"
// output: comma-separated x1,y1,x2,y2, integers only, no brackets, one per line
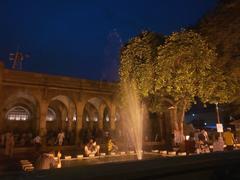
47,95,76,146
80,97,110,144
3,93,38,147
103,107,110,132
81,102,99,143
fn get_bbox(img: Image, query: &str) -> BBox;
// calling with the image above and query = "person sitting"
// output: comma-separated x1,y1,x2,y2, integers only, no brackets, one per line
107,138,118,154
84,139,100,157
213,133,224,152
33,135,41,152
35,150,59,170
92,140,100,155
196,133,210,154
223,127,235,151
185,133,196,155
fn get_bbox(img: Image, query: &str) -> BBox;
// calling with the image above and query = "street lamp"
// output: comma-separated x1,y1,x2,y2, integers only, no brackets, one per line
215,102,221,124
215,102,223,135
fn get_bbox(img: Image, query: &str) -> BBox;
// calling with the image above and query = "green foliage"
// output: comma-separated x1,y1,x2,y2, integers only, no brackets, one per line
120,29,238,112
119,31,164,97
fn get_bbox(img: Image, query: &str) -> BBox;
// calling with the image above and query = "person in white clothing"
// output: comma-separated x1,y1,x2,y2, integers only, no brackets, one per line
33,135,41,151
57,131,65,146
201,129,209,142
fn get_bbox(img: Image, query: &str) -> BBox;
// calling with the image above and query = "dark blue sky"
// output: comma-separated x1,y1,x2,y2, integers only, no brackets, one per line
0,0,217,81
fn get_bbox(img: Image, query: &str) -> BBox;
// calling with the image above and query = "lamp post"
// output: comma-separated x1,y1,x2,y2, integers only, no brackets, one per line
215,102,221,124
215,102,223,135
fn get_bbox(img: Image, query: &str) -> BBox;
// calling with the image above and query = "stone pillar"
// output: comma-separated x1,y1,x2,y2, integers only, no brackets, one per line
67,110,74,132
110,105,116,131
0,62,4,132
61,110,67,131
98,105,104,130
75,102,84,145
89,111,94,130
39,100,48,145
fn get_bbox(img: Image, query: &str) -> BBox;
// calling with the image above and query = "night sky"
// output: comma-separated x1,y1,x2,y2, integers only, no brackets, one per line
0,0,217,81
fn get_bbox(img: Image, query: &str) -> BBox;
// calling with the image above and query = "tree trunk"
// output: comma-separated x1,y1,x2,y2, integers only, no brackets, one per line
178,100,187,142
170,100,187,144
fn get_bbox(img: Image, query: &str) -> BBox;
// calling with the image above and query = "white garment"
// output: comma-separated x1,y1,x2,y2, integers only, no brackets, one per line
33,136,41,144
57,132,65,145
201,130,209,141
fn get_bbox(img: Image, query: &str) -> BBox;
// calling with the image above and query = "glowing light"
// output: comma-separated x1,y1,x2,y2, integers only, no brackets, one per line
73,113,77,121
160,150,167,155
100,153,106,156
120,152,126,155
89,154,95,158
168,151,176,156
178,152,187,156
46,108,56,122
93,117,98,122
64,156,72,160
106,115,109,122
86,116,89,122
77,155,83,159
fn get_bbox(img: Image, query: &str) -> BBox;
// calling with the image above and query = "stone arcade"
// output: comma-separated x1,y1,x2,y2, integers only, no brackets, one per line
0,61,175,147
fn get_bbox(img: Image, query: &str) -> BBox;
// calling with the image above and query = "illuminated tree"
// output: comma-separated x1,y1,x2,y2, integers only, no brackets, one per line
155,30,238,139
119,31,164,97
120,30,238,142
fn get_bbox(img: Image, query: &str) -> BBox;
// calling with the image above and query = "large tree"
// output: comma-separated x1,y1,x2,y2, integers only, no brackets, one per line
155,30,238,140
120,30,238,142
198,0,240,118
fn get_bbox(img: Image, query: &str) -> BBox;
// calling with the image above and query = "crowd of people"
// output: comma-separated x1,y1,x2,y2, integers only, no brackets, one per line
34,134,119,170
183,127,236,154
0,129,78,158
1,126,238,171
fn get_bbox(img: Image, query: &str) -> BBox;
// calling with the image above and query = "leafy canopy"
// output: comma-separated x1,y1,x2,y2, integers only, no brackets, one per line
119,31,164,97
120,30,238,112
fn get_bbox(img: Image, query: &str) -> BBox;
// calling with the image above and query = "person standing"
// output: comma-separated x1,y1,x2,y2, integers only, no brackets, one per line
223,127,235,151
57,131,65,146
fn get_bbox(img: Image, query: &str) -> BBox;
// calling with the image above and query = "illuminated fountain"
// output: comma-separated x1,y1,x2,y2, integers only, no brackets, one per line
121,81,144,160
